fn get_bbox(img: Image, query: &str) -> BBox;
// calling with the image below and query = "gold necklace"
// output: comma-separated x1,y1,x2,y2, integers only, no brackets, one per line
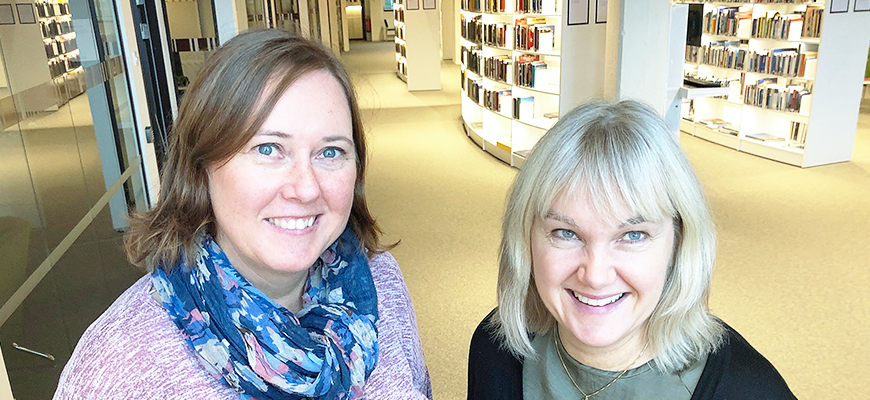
553,329,650,400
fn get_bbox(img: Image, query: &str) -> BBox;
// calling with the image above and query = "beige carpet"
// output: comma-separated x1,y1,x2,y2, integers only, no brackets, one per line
342,40,870,400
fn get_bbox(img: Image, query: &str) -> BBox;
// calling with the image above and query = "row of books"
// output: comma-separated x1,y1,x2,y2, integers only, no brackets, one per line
40,19,74,39
49,53,80,79
44,37,78,59
482,88,512,114
515,18,555,52
686,42,746,70
515,55,549,89
461,0,482,12
686,44,816,78
36,1,70,19
397,60,407,76
394,7,404,23
465,77,536,121
700,7,823,41
483,23,512,48
463,46,483,74
483,0,510,13
744,48,816,78
484,55,513,83
743,78,811,113
751,12,806,41
801,7,822,38
516,0,557,14
461,15,484,44
395,41,406,58
702,7,750,37
396,25,405,40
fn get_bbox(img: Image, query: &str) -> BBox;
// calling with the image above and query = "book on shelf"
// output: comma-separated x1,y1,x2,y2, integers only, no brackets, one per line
513,96,534,120
703,6,751,37
461,14,483,43
801,6,823,39
743,78,811,113
483,22,513,48
746,132,784,142
515,54,549,89
483,88,513,114
514,18,554,52
699,118,731,128
719,126,739,136
516,0,557,15
751,11,804,41
484,54,513,83
789,121,807,144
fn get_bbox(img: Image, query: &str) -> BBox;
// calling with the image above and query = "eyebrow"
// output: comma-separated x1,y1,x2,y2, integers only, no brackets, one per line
255,131,354,146
544,211,577,227
545,210,648,228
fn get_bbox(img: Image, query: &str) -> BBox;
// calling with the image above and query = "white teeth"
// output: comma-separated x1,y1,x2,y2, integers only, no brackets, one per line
268,216,316,230
574,292,624,307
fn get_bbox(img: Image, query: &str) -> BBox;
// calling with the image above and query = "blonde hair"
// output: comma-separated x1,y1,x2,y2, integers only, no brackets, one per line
496,100,724,373
125,29,388,271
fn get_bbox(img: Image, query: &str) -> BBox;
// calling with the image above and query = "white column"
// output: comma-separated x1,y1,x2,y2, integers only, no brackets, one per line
440,0,454,61
604,0,686,133
214,0,246,44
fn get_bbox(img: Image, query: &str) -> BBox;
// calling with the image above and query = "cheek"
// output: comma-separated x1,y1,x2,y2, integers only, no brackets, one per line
320,168,357,212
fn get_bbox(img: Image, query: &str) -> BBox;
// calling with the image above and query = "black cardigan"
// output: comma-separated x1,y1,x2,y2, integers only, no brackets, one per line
467,309,797,400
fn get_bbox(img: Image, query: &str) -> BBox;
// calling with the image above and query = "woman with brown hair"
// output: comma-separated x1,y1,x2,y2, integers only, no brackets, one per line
54,30,431,399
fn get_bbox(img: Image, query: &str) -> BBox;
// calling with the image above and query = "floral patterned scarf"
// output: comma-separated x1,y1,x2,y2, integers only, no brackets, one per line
151,228,379,399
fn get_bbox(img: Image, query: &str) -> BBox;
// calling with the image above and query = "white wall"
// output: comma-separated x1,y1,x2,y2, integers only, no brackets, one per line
440,0,454,60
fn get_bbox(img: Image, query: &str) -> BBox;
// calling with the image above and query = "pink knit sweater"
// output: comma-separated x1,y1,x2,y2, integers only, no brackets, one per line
54,252,432,399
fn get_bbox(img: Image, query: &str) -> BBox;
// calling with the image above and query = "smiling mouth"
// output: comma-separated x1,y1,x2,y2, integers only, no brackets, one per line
266,216,316,230
572,291,625,307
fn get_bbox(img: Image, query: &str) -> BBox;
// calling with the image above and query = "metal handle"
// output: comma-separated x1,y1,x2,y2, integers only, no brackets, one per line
11,343,55,361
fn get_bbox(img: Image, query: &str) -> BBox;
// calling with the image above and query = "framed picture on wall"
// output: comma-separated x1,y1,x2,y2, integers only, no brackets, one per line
568,0,589,26
855,0,870,12
16,3,36,24
0,4,14,25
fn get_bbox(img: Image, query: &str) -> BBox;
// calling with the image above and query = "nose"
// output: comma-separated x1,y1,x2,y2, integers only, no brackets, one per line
280,158,322,203
577,244,617,290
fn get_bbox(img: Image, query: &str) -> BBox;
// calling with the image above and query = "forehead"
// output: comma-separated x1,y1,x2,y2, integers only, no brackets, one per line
258,70,353,138
544,179,672,227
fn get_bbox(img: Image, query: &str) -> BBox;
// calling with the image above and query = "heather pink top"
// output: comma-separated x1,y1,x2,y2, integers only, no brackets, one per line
54,252,432,399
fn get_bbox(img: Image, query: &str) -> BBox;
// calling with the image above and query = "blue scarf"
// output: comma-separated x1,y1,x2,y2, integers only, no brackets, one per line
151,228,379,399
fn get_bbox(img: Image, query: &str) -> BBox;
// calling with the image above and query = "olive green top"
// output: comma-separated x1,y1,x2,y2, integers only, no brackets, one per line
523,330,707,400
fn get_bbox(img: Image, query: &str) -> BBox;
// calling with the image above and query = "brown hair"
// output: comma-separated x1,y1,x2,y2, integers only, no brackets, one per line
125,29,388,270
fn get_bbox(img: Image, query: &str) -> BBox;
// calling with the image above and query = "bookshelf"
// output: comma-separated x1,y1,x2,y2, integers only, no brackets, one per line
36,0,83,104
679,0,870,167
393,0,441,91
459,0,607,167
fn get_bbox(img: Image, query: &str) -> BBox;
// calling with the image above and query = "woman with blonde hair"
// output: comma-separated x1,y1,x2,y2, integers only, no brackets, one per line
468,100,795,399
55,29,431,399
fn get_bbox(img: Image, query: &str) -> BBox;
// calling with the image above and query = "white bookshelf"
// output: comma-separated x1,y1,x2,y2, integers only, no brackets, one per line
679,0,870,167
394,0,441,91
459,0,607,167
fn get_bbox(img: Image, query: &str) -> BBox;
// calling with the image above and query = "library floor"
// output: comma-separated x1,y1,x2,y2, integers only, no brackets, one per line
341,41,870,400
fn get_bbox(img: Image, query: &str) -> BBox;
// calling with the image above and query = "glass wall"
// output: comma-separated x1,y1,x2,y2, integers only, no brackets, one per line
0,0,148,397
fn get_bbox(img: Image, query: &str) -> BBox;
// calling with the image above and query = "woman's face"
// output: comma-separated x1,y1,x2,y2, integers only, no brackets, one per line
531,188,674,361
208,69,356,280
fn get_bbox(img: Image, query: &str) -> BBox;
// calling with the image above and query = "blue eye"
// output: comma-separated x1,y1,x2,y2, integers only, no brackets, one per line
554,229,576,240
623,231,646,242
256,144,276,156
323,148,338,158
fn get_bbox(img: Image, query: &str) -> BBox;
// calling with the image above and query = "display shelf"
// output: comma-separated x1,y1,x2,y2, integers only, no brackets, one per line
460,0,607,167
394,0,440,91
680,0,867,167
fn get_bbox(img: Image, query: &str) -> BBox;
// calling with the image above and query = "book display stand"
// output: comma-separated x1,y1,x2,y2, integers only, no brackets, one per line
679,0,870,167
394,0,441,91
36,0,83,105
460,0,606,167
